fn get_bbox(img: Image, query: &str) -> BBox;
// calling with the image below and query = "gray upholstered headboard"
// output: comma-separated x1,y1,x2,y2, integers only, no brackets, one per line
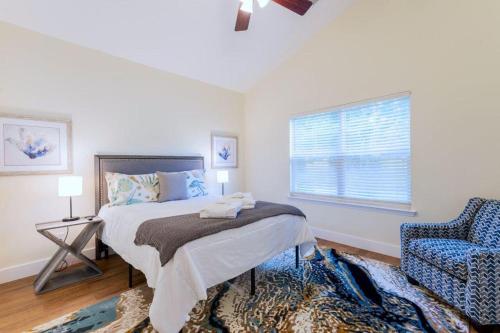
94,155,204,214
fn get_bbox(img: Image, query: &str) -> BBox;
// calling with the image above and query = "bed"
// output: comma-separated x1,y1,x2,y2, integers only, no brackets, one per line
94,155,317,333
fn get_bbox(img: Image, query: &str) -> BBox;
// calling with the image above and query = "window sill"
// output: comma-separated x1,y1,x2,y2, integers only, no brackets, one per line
288,193,417,216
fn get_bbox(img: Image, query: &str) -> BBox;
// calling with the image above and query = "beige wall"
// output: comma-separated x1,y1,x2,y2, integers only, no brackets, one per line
244,0,500,255
2,0,500,282
0,22,244,278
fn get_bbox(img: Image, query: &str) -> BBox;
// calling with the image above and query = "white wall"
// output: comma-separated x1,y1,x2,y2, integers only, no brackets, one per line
0,22,244,281
244,0,500,256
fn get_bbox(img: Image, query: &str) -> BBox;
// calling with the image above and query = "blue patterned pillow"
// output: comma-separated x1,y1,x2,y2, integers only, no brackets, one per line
105,172,159,206
467,200,500,247
184,169,208,197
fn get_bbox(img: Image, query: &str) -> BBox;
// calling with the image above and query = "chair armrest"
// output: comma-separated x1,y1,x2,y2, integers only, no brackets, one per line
467,247,500,273
401,197,486,255
465,248,500,324
400,220,468,262
401,219,468,237
401,220,464,245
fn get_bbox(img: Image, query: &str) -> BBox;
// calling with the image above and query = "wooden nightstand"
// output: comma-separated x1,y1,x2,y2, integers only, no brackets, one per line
34,217,104,294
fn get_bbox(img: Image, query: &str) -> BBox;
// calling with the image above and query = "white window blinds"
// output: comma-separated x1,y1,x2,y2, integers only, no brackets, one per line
290,94,411,206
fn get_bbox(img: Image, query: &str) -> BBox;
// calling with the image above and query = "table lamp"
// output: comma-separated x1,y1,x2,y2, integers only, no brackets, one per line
58,176,83,222
216,170,229,195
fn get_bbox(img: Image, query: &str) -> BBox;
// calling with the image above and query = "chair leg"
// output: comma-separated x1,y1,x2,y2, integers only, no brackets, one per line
250,268,255,295
128,264,133,288
295,245,300,269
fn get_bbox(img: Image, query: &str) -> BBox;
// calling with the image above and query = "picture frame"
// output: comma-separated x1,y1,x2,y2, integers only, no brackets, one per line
211,134,238,168
0,114,73,176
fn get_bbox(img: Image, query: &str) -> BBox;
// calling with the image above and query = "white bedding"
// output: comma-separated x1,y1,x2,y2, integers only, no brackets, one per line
99,196,316,333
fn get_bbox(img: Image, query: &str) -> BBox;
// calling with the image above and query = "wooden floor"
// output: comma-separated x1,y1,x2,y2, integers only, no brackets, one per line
0,239,452,332
0,255,146,332
317,239,400,266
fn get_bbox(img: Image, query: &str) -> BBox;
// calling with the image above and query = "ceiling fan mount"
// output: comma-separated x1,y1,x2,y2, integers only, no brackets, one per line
235,0,315,32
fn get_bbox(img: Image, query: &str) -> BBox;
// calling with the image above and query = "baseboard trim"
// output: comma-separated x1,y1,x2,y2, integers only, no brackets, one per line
311,227,401,258
0,247,96,284
0,229,400,284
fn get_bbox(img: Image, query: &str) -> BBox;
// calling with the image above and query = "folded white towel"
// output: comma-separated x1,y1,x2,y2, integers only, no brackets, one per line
227,192,253,199
200,201,243,219
220,192,256,209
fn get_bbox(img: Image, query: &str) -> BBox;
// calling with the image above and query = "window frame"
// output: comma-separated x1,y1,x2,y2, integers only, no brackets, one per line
288,92,415,215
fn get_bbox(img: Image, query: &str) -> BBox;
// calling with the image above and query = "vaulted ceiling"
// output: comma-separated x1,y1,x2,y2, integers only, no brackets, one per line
0,0,354,91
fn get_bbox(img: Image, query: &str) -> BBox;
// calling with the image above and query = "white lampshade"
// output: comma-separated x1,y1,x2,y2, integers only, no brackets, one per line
257,0,271,8
216,170,229,184
58,176,83,197
240,0,253,13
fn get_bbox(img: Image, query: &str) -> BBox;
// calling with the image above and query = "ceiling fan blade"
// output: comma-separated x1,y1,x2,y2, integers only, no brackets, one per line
235,4,251,31
272,0,313,15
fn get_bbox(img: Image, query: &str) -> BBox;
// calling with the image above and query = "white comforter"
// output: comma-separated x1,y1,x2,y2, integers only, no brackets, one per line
99,196,316,333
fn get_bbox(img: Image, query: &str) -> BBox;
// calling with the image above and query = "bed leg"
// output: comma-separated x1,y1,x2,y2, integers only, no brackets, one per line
95,238,102,260
128,264,133,288
104,245,109,259
295,245,300,269
250,268,255,296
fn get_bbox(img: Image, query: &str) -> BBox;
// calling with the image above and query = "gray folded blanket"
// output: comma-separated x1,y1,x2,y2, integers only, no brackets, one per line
134,201,306,266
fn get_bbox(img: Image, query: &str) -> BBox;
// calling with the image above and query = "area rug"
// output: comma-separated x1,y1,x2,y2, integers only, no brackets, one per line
28,247,469,333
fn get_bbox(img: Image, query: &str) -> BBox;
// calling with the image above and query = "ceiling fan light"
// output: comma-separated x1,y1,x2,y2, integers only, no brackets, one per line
240,0,253,13
257,0,271,8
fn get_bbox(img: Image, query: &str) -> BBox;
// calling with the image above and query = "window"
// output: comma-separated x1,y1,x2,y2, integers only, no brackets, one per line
289,94,411,209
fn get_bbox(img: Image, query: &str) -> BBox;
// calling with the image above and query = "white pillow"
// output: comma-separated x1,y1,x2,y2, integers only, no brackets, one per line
105,172,159,206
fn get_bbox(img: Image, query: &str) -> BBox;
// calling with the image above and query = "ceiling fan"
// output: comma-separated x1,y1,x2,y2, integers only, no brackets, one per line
235,0,315,31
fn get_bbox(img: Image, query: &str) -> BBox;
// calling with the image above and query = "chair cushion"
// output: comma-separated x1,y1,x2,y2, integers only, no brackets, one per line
407,238,482,280
467,200,500,248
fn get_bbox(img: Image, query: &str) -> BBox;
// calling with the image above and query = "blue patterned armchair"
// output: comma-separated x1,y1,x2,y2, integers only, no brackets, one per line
401,198,500,326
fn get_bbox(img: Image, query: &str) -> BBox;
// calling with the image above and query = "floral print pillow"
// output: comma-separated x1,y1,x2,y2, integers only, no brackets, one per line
105,172,159,206
184,169,208,197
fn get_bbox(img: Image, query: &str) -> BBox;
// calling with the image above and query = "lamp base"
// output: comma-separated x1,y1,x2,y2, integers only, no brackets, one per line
62,216,80,222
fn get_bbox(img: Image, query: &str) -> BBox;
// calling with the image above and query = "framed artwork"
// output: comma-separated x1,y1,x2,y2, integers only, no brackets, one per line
211,134,238,168
0,114,72,175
